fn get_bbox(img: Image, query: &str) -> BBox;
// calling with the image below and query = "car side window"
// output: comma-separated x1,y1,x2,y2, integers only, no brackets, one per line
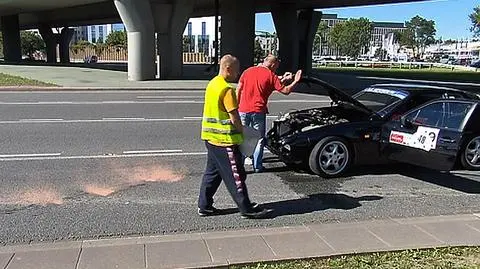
404,102,473,130
443,102,473,130
404,102,444,127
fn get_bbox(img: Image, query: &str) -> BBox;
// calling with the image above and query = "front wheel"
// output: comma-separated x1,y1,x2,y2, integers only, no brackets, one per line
461,136,480,170
309,136,353,178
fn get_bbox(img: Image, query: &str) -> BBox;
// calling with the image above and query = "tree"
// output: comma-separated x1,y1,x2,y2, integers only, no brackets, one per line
401,15,436,57
394,29,415,51
182,35,195,53
20,31,45,59
374,48,387,60
71,40,91,54
254,39,266,64
328,18,372,59
314,21,329,56
469,5,480,37
105,30,127,48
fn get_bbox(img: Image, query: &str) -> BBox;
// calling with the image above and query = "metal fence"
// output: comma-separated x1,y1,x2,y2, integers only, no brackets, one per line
313,60,480,72
69,46,211,64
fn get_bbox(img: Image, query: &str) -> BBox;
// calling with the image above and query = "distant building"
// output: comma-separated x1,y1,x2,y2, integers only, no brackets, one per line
182,16,216,57
71,23,125,44
315,14,406,59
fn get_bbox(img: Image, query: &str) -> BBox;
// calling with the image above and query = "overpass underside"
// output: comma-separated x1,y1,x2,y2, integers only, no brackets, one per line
0,0,424,81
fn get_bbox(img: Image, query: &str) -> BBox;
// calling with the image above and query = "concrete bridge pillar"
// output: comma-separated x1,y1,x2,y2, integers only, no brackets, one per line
114,0,156,81
271,4,299,74
38,25,58,63
1,15,21,62
153,0,194,79
297,9,322,74
59,27,74,63
220,0,255,73
272,7,321,74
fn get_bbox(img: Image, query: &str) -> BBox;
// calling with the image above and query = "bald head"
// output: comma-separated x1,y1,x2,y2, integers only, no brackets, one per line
219,54,240,82
262,54,280,71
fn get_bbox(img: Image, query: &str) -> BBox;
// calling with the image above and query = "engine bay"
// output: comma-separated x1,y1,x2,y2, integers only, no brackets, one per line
274,107,351,137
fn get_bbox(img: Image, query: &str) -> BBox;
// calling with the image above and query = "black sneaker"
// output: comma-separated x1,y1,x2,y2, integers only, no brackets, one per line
241,208,273,219
198,206,221,217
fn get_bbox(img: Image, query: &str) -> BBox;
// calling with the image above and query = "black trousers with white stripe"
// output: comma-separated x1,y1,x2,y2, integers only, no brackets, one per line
198,141,254,214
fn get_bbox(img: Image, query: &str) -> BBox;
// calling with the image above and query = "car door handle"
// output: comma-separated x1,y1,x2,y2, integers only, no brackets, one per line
439,137,456,143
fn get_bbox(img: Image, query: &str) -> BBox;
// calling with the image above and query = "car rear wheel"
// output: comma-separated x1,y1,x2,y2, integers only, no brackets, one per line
309,136,352,178
461,136,480,170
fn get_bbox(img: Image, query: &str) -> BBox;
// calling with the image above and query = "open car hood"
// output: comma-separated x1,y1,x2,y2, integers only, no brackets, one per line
296,75,374,114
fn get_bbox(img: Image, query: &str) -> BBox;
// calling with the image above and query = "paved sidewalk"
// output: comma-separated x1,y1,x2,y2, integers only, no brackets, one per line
0,64,213,89
0,213,479,269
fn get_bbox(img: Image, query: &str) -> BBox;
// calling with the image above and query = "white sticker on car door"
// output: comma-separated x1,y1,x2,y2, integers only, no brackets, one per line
389,126,440,152
410,126,440,151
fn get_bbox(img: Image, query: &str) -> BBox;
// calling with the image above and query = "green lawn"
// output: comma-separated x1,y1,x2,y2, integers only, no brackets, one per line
0,72,57,87
233,247,480,269
314,66,480,84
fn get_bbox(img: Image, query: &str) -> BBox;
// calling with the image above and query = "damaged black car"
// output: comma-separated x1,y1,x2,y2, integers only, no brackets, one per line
265,75,480,178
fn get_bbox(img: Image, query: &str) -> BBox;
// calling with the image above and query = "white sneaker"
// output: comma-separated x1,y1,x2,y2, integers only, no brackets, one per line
244,157,253,166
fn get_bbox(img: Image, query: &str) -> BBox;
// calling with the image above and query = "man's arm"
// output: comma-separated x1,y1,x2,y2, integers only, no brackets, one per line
276,70,303,95
228,109,243,133
236,81,243,102
223,88,243,133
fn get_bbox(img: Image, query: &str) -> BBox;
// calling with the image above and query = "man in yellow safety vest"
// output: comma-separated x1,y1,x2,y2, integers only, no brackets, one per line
198,54,271,219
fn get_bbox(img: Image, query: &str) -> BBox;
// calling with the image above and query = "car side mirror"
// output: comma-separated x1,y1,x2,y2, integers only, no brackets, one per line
400,116,413,129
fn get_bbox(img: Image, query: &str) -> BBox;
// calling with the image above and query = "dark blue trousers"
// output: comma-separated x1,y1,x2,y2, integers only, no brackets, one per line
198,141,253,214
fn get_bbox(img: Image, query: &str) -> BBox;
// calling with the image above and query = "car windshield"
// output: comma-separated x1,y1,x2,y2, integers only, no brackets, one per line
352,87,409,112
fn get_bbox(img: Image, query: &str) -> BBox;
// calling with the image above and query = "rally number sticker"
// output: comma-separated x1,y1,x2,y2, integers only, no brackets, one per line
410,126,440,151
389,126,440,152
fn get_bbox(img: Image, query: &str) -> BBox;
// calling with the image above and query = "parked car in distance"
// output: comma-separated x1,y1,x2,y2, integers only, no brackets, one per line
84,55,98,64
266,75,480,178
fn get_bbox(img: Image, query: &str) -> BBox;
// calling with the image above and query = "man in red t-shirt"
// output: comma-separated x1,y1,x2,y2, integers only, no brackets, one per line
236,55,302,172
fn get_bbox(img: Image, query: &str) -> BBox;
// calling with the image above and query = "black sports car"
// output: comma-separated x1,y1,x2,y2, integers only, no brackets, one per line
265,76,480,178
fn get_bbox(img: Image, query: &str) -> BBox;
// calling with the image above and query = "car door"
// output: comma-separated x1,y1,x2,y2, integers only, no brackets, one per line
381,100,474,171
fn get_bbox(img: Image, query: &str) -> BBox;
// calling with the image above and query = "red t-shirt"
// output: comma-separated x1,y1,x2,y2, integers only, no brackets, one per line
238,66,284,114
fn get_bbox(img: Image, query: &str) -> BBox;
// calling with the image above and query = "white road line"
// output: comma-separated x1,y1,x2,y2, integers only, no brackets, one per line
0,153,62,158
0,152,207,161
0,150,274,161
123,149,183,154
0,118,200,124
358,76,480,87
183,116,202,119
0,99,328,105
0,117,289,124
19,118,64,121
267,99,330,103
102,117,145,121
136,96,203,99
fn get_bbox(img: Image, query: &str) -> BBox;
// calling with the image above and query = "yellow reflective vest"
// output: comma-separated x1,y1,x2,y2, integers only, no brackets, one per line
201,75,244,145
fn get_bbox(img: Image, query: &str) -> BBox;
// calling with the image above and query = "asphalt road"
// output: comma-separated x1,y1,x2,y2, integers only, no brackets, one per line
0,89,479,246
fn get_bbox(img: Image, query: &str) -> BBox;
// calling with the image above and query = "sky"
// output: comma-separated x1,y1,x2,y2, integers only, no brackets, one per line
255,0,478,40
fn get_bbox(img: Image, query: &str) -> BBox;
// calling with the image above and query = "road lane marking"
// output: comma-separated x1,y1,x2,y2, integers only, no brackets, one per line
19,118,64,121
0,150,273,161
102,117,145,121
0,153,62,158
0,99,329,105
0,152,207,161
136,96,203,99
123,149,183,154
0,116,290,124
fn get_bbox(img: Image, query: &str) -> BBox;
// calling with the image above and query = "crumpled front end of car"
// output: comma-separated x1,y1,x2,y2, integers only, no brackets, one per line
266,108,349,163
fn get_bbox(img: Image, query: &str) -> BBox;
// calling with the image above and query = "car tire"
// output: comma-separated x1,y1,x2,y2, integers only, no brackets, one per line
460,135,480,170
309,136,353,178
